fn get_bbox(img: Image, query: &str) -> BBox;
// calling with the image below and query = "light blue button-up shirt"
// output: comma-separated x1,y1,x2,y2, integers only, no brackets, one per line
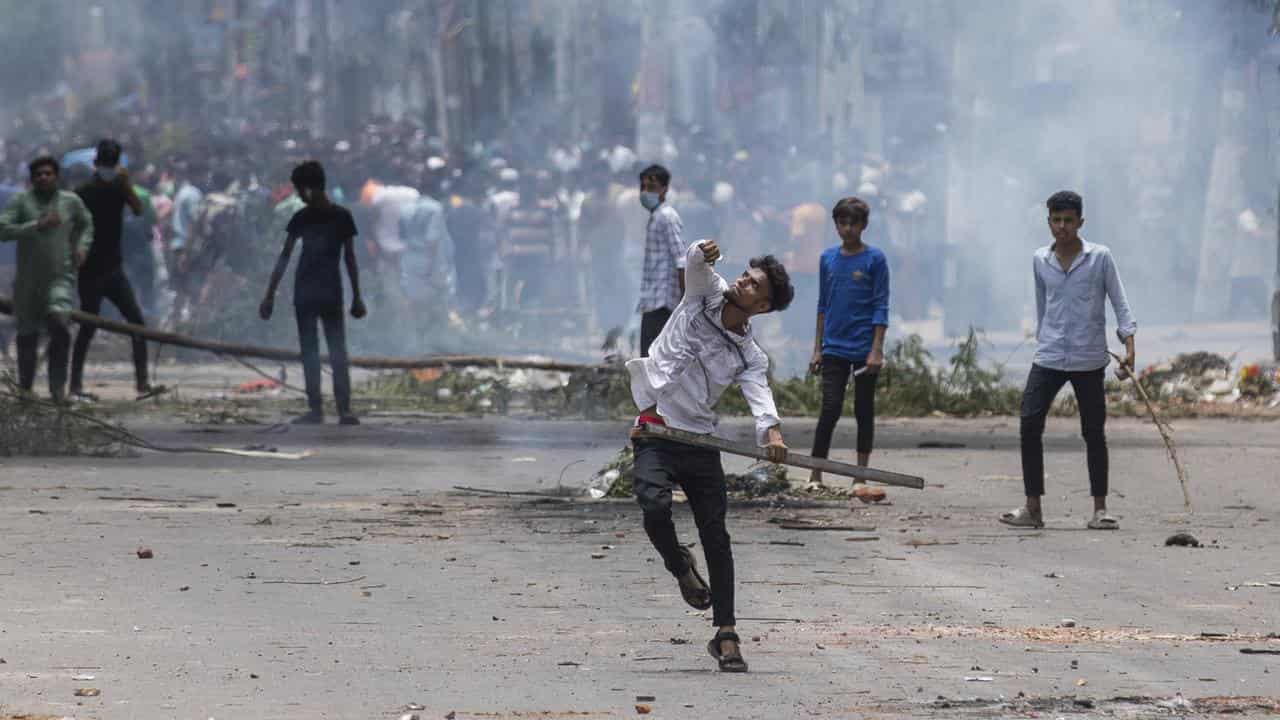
1032,240,1137,372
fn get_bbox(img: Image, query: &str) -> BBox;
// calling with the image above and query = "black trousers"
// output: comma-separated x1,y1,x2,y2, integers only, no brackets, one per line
17,315,71,400
1020,364,1108,498
811,355,878,458
632,437,735,627
639,308,672,358
71,266,149,392
296,304,352,416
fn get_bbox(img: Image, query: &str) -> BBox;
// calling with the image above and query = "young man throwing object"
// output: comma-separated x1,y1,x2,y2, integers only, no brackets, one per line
627,238,794,673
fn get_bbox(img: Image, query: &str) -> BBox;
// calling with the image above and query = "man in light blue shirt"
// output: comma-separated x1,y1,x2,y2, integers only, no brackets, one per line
1001,190,1136,531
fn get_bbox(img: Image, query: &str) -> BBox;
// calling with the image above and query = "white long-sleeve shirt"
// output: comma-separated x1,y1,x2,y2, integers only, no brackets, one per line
1032,240,1137,372
627,241,781,446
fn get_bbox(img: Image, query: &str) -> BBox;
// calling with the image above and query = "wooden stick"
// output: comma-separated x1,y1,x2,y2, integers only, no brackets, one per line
260,575,367,586
0,295,598,372
1109,351,1192,512
634,422,925,489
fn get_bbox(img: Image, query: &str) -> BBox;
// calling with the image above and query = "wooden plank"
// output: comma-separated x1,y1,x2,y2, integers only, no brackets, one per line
634,423,925,490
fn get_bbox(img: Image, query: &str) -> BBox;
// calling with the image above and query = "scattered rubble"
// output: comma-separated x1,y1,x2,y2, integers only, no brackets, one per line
1117,352,1280,412
1165,533,1201,548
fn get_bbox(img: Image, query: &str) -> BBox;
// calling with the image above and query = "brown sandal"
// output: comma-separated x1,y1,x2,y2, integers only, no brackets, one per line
677,546,712,610
707,630,748,672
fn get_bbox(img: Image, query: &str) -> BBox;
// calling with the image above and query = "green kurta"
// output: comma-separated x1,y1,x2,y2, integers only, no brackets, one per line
0,189,93,335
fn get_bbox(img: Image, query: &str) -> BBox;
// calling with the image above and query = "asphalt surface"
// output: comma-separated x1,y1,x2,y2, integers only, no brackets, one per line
2,406,1278,719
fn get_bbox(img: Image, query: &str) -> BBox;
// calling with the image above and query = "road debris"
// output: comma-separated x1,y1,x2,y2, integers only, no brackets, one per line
260,575,366,586
135,547,153,559
1165,532,1201,547
73,688,100,697
634,704,652,714
853,484,887,504
1060,618,1077,628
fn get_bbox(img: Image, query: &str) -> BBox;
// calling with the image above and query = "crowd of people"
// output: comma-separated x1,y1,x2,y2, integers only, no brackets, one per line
0,112,941,369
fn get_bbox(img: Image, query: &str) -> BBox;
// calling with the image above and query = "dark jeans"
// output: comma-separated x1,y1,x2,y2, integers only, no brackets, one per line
1020,364,1108,498
72,266,150,392
17,316,71,400
632,437,735,627
296,304,352,416
811,355,878,457
639,308,672,357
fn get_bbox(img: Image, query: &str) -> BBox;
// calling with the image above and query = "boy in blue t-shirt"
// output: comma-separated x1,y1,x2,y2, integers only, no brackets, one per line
808,197,890,486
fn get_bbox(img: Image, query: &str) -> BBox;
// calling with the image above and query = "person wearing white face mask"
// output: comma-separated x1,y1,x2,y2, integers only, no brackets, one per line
636,164,685,356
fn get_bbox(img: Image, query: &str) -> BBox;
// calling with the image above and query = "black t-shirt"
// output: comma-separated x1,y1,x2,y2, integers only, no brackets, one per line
286,203,358,308
76,180,129,275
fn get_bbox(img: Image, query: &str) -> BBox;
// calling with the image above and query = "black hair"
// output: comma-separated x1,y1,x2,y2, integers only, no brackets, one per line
95,138,123,167
291,160,326,191
1046,190,1083,216
638,163,671,188
749,254,794,312
28,156,59,177
832,196,870,224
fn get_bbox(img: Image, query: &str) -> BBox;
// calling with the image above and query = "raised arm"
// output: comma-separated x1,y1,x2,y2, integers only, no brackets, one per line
118,169,143,217
682,239,726,300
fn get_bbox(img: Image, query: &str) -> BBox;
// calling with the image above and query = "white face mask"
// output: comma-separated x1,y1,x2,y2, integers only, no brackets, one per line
95,166,116,181
640,191,661,211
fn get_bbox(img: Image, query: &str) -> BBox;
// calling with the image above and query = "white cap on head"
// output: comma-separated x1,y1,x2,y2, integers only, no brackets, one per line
427,156,447,171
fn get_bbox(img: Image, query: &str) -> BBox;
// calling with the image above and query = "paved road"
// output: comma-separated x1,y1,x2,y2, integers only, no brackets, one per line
1,412,1278,719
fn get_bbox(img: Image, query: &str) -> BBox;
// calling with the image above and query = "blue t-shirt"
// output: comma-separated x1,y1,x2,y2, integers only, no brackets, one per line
817,244,890,361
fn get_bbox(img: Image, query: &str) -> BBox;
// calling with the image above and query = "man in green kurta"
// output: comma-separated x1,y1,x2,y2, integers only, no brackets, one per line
0,156,93,401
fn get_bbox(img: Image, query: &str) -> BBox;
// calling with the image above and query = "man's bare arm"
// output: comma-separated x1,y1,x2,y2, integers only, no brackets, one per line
259,235,298,319
344,236,367,318
810,312,825,375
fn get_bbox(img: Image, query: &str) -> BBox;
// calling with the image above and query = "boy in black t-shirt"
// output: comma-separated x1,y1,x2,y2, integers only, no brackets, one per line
259,161,366,424
71,139,163,401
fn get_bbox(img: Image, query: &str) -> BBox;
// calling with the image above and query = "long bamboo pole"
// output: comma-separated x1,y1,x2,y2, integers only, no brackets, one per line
0,296,598,373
